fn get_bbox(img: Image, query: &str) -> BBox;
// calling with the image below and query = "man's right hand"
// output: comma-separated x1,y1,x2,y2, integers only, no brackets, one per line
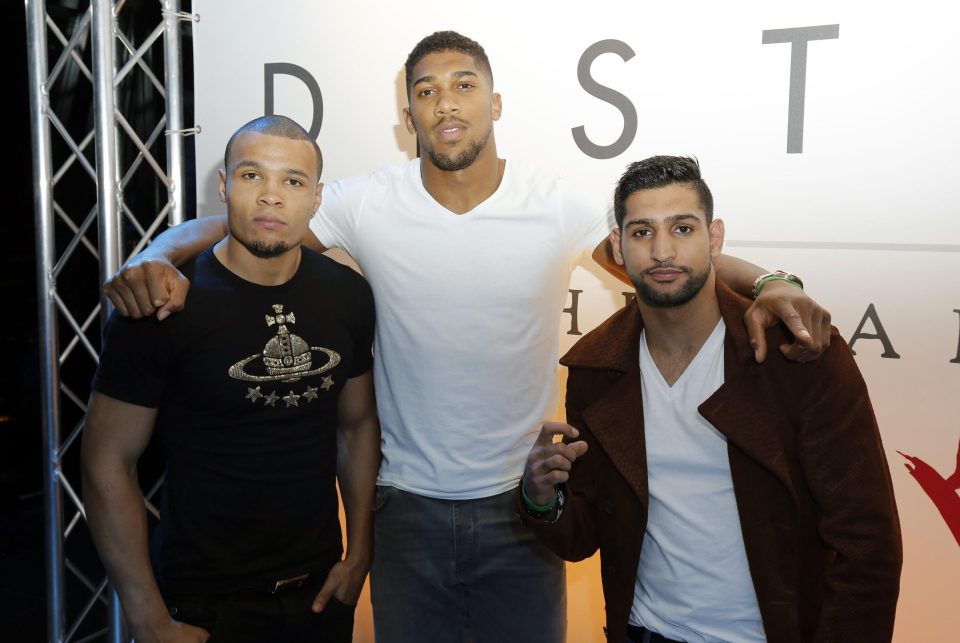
522,421,589,506
103,256,190,320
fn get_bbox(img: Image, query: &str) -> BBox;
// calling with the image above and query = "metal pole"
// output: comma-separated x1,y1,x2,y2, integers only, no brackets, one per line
25,2,66,640
92,0,121,322
91,2,127,640
107,589,126,642
161,0,186,226
30,1,192,638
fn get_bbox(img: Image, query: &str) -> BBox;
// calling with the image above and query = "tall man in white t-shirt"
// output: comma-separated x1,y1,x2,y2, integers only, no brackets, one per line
103,33,834,643
520,156,901,643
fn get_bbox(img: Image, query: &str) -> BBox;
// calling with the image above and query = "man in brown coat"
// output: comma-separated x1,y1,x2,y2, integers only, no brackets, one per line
519,156,902,643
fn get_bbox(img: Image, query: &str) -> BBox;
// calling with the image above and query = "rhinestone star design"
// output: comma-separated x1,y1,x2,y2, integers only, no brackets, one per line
283,390,301,407
245,386,263,403
263,391,279,407
320,376,334,391
303,385,319,402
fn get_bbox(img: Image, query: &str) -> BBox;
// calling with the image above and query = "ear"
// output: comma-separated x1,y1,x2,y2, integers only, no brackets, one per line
403,106,416,134
708,219,725,258
609,229,625,266
491,92,502,121
218,169,227,203
312,181,324,215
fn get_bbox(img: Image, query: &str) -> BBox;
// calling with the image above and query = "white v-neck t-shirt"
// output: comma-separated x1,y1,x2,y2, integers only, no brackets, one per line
630,319,765,642
309,159,610,499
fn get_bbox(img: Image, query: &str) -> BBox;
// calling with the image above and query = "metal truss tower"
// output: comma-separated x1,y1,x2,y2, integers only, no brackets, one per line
25,1,195,640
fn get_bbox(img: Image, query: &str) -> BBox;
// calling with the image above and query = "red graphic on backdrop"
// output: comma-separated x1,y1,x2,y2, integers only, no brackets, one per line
898,437,960,548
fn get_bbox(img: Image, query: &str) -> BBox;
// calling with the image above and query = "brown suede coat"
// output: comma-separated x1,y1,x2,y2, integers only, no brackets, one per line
521,280,901,642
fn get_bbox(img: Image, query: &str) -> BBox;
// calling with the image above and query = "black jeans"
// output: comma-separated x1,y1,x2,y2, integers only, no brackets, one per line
165,571,354,643
626,624,685,643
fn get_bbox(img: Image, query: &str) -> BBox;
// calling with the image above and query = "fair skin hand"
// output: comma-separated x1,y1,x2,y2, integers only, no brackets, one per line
592,239,831,362
311,370,381,613
521,422,589,507
81,394,210,643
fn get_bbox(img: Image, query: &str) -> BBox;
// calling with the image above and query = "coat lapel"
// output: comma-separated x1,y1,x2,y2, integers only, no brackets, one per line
582,368,649,503
563,303,649,504
699,283,796,498
562,282,796,503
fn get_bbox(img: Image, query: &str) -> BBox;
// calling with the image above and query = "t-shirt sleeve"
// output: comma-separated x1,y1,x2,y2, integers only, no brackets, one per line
560,178,615,260
91,311,176,408
347,273,376,378
309,174,369,256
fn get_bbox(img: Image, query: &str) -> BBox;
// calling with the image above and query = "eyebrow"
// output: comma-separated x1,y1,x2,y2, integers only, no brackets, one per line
413,70,480,87
623,213,702,228
234,159,309,179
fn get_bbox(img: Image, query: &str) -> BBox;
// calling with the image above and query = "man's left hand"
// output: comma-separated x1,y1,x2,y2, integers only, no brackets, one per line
745,279,831,363
311,558,368,613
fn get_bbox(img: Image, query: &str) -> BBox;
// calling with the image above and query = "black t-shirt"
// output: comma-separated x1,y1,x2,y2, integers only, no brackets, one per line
93,248,374,594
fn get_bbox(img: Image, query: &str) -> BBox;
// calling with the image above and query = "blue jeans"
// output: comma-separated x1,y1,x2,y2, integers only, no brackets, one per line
371,486,566,643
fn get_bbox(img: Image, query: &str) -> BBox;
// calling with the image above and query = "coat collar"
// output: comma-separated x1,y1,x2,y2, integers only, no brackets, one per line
562,279,796,499
560,279,756,373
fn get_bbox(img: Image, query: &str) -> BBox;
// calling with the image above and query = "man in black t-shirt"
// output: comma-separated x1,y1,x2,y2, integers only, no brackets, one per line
82,115,380,643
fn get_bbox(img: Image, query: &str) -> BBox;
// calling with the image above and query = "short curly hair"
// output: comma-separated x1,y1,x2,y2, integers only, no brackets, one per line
404,31,493,98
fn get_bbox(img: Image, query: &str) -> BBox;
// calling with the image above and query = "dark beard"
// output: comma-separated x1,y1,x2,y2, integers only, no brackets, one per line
235,234,290,259
631,263,711,308
427,130,490,171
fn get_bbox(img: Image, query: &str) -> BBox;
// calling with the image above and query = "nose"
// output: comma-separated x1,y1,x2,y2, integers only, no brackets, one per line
435,89,460,117
651,232,676,263
257,178,283,207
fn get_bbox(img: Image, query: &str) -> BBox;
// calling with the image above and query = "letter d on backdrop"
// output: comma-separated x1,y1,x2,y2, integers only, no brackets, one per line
264,62,324,139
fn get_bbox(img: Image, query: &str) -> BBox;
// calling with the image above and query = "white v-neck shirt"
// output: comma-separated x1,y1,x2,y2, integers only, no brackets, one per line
631,319,765,642
309,159,610,499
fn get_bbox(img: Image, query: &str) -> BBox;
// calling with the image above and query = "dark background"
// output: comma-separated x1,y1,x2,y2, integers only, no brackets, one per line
2,1,194,639
2,0,48,636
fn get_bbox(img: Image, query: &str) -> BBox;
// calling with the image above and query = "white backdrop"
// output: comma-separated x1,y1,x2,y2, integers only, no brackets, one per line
193,2,960,639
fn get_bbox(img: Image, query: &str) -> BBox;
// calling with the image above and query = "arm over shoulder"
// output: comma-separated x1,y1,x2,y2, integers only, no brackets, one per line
311,175,372,256
561,181,614,261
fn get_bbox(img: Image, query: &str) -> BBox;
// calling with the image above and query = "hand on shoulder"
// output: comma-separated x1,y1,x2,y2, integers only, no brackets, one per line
744,279,832,363
103,255,190,321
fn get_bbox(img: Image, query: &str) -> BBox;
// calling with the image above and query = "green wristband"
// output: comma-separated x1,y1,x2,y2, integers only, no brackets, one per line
754,274,802,297
521,480,558,513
